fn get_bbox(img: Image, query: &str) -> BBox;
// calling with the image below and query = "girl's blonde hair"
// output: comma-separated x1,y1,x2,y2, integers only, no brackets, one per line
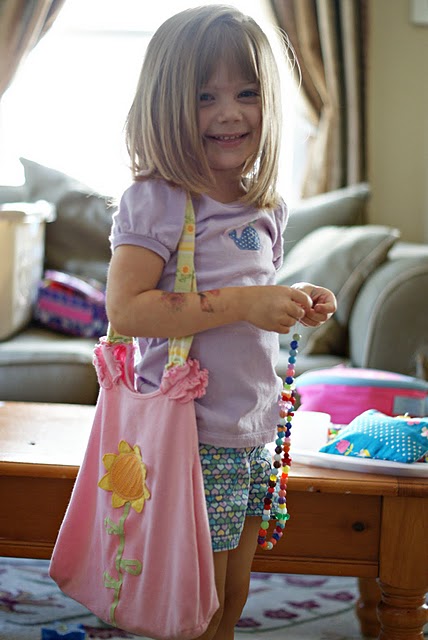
126,5,283,209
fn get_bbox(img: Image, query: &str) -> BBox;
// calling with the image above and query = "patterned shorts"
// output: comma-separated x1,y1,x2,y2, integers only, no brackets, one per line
199,444,272,552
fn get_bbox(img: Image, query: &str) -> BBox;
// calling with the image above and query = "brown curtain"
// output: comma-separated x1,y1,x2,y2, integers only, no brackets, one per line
270,0,367,197
0,0,66,100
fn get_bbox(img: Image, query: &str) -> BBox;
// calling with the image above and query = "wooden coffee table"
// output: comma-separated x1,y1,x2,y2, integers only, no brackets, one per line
1,401,427,639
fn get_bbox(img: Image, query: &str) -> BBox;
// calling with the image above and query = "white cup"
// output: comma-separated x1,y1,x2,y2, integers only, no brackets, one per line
289,410,331,451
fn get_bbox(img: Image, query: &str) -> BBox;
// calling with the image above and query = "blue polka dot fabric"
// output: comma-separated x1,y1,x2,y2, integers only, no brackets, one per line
229,225,261,250
320,409,428,463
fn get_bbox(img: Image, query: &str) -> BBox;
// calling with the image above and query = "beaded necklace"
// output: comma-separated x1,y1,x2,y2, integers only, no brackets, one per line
258,331,301,550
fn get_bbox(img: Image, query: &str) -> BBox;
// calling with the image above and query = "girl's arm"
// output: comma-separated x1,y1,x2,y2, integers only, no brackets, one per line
106,245,315,338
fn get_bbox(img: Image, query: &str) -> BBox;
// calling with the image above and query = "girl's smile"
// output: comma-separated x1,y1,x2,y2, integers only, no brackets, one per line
205,132,250,147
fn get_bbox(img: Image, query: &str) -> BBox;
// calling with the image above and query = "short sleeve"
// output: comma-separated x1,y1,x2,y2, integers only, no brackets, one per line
272,199,288,270
110,179,188,262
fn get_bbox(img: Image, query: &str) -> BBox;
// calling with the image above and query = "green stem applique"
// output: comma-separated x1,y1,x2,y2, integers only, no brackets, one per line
102,502,142,626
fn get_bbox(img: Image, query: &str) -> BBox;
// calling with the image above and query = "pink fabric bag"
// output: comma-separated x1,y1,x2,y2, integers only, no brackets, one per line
49,197,219,639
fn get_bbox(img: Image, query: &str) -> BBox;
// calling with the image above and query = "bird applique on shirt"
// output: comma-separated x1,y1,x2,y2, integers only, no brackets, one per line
228,224,261,250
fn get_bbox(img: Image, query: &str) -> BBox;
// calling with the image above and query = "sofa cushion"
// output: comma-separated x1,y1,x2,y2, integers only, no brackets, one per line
20,158,115,283
283,182,371,258
277,225,401,354
302,316,348,356
0,326,98,404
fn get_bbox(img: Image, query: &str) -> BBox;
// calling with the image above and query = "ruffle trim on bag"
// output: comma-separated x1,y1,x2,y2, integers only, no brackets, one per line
93,337,135,391
160,358,209,403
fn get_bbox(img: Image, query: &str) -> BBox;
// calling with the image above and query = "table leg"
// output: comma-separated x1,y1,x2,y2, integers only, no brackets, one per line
378,496,428,640
377,581,427,639
355,577,381,638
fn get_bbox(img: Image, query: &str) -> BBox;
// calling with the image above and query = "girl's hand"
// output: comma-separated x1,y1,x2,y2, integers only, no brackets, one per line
242,285,313,334
291,282,337,327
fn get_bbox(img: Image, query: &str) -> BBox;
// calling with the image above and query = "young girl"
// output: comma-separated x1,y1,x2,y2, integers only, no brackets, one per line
106,5,336,639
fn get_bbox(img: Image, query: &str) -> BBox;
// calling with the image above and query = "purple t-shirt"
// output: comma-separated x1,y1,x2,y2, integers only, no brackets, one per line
110,178,288,447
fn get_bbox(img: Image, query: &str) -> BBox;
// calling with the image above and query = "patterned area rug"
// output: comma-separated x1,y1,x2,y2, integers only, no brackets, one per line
0,557,426,639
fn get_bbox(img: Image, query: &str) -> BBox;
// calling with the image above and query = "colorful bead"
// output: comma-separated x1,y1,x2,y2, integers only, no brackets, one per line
258,332,299,550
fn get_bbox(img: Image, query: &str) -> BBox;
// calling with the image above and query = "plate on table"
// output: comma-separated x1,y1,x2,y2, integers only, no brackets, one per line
290,447,428,477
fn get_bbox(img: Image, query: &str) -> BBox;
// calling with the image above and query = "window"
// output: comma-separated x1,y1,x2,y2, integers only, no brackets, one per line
0,0,305,204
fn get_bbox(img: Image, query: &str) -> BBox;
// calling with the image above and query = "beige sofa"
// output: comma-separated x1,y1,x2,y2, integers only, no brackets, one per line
1,159,427,405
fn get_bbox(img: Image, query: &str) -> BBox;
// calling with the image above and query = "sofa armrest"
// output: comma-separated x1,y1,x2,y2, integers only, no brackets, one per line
349,242,428,377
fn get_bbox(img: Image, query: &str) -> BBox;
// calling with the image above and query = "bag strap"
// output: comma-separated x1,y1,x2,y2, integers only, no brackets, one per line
166,194,197,367
107,194,197,367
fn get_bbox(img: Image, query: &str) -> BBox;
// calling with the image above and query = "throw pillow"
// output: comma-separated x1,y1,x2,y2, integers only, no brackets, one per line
20,158,116,284
319,409,428,464
283,182,370,258
277,225,400,353
46,190,114,283
20,157,92,204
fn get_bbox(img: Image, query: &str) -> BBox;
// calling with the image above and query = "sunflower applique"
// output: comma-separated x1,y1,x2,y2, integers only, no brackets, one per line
98,440,150,512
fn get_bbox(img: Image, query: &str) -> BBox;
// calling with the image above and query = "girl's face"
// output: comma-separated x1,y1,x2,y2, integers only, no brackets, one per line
198,61,261,196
